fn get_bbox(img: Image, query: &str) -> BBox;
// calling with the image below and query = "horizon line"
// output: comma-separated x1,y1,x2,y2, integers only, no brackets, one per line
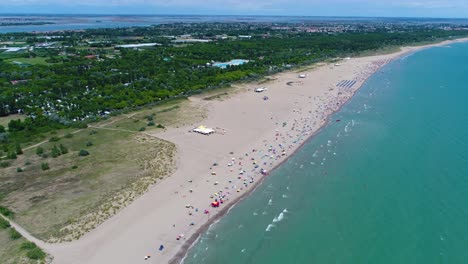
0,13,467,20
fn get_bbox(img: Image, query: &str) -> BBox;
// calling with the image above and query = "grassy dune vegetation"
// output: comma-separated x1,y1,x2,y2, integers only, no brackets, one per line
0,229,43,264
0,99,204,244
0,216,48,264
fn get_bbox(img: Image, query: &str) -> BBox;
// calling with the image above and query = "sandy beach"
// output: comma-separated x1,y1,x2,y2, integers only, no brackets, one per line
30,38,466,264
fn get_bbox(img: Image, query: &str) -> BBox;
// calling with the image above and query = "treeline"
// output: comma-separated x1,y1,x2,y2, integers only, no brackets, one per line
0,26,468,152
2,29,467,120
0,114,84,156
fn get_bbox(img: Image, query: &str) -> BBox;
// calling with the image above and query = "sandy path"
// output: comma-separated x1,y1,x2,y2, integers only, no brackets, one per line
25,38,466,264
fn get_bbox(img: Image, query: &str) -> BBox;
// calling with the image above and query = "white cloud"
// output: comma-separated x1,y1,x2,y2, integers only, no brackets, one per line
393,0,461,8
1,0,296,12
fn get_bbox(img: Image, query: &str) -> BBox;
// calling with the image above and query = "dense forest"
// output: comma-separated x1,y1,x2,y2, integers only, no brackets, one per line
1,23,468,154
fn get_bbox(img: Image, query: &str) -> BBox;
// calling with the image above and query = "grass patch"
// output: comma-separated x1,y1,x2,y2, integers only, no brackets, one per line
196,85,242,102
5,57,50,66
0,228,43,264
8,228,21,240
117,98,206,130
18,241,46,260
203,92,229,101
0,206,14,218
19,242,36,250
156,105,180,113
257,77,277,84
356,45,402,57
49,136,60,142
25,247,46,260
0,114,25,127
0,124,177,242
0,218,10,229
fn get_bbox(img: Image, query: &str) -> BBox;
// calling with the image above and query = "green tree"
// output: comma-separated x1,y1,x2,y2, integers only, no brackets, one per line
41,163,49,170
7,151,17,160
51,145,61,158
15,143,23,155
36,147,44,156
59,144,68,154
49,136,60,142
78,150,90,156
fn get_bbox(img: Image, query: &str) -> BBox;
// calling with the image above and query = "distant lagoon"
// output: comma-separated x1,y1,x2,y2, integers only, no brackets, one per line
3,15,468,33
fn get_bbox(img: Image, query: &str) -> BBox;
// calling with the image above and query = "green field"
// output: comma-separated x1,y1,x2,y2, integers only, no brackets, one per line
0,114,25,127
5,57,50,66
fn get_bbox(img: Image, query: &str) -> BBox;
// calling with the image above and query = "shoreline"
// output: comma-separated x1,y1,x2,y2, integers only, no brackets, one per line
167,38,468,264
38,37,468,264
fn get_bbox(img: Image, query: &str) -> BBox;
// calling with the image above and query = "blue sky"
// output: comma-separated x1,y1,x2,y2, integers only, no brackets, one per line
1,0,468,18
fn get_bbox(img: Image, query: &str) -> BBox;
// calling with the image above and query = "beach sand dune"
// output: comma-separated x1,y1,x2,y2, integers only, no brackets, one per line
43,38,467,264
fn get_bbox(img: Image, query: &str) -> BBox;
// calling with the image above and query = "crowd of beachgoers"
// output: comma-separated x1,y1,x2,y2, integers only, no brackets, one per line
39,38,468,264
146,57,394,263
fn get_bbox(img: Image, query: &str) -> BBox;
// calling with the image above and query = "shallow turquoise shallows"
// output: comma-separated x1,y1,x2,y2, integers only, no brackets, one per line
184,42,468,264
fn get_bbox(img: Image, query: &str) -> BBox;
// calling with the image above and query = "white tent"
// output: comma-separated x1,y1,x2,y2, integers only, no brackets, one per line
255,87,266,93
193,125,215,135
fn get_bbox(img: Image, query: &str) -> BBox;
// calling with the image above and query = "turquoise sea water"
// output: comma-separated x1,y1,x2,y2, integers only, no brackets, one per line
184,42,468,263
